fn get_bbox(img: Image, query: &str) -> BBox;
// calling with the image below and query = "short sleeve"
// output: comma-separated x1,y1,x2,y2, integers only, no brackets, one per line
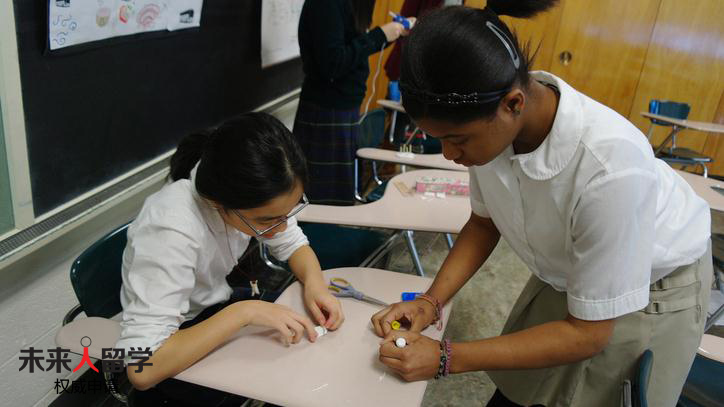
568,169,658,320
116,216,200,356
469,168,490,218
259,216,309,262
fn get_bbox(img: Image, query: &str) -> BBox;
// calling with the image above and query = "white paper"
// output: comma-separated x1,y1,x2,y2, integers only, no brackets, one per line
49,0,203,50
261,0,304,68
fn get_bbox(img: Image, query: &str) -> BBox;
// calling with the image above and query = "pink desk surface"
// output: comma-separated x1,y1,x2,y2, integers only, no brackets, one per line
175,267,452,407
297,169,471,234
357,147,466,172
674,169,724,212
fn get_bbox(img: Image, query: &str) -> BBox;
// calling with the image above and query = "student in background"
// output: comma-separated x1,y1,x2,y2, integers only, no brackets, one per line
117,113,344,405
294,0,413,205
371,2,711,406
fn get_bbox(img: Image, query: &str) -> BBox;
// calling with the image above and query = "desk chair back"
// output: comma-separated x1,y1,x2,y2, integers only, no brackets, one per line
359,109,386,149
69,223,129,319
299,222,389,271
633,349,654,407
649,100,691,125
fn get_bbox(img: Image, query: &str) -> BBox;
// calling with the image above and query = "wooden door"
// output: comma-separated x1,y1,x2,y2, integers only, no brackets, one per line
500,0,566,72
549,0,660,116
465,0,565,72
363,0,404,112
627,0,724,176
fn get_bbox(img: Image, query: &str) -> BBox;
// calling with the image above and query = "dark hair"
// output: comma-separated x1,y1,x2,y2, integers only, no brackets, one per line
400,1,557,123
169,112,308,210
349,0,376,33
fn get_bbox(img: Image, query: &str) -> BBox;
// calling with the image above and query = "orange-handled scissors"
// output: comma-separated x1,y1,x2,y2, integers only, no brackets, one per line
328,278,389,307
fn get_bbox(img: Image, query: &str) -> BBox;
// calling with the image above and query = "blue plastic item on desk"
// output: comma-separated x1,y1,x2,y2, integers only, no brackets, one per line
388,80,401,102
401,292,423,301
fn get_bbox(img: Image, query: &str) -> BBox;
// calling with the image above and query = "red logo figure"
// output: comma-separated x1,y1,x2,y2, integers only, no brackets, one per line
73,336,98,373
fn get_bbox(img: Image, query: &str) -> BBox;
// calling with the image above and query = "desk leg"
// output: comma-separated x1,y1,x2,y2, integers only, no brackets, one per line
706,302,724,332
444,233,454,250
654,126,683,155
354,159,365,202
360,232,400,268
404,230,425,276
260,243,286,273
372,161,383,185
388,110,398,144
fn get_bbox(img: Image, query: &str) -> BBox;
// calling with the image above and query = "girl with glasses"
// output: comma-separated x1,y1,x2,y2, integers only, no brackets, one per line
117,112,343,405
371,2,711,406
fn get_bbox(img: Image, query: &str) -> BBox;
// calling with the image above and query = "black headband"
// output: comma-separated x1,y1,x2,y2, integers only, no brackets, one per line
399,83,510,105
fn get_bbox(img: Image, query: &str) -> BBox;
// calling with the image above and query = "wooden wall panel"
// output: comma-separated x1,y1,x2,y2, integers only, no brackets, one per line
700,92,724,176
626,0,724,176
549,0,660,116
500,0,565,72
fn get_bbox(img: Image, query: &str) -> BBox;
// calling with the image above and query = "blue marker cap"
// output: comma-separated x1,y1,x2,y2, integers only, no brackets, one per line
401,292,423,301
389,12,411,30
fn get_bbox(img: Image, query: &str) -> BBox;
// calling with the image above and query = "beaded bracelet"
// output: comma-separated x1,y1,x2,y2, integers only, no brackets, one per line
435,339,452,379
417,293,443,330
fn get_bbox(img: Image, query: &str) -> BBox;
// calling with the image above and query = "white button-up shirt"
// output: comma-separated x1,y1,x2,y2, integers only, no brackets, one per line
470,71,710,321
116,165,309,353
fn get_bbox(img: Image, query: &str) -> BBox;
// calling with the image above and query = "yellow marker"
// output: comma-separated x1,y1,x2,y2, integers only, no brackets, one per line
391,320,401,330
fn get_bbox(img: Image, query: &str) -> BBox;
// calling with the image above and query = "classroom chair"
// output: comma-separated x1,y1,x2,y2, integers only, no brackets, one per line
260,222,396,286
622,349,654,407
355,108,387,202
56,222,131,405
677,335,724,407
646,100,712,177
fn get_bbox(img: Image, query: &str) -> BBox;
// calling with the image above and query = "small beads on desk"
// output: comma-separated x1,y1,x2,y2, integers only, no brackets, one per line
395,338,407,348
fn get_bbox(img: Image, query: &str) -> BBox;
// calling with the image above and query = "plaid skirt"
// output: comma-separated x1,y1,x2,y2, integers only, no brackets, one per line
293,101,360,205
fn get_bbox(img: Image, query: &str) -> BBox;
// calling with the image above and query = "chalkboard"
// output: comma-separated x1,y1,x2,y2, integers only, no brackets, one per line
14,0,303,216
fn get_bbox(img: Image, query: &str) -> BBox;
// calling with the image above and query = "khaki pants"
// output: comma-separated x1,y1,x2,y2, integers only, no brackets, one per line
488,242,712,407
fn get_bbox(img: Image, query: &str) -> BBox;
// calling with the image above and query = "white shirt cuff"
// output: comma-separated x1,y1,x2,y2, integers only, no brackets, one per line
567,284,649,320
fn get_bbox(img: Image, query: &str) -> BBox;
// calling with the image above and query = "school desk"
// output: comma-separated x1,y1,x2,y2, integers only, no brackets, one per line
298,169,471,276
642,112,724,177
378,99,406,144
357,147,466,172
674,169,724,212
175,267,452,407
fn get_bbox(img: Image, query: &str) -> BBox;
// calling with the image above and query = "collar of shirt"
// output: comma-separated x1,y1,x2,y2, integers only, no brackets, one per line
189,162,228,234
508,71,584,181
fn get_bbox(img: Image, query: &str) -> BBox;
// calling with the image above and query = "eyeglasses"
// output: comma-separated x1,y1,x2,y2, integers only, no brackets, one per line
232,193,309,237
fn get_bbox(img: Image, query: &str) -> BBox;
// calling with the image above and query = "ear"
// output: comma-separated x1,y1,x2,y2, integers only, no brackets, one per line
500,89,525,117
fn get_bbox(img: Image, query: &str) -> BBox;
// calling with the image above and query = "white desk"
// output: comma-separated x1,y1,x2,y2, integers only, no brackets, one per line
301,169,470,276
642,112,724,177
674,169,724,212
176,267,452,407
642,112,724,134
357,147,466,172
300,169,470,234
378,99,406,143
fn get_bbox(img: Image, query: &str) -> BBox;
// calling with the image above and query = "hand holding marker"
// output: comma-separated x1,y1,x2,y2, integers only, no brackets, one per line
389,11,414,30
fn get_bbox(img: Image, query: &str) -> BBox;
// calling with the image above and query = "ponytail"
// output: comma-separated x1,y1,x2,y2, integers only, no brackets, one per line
487,0,557,19
169,132,209,181
399,1,558,123
170,112,308,210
